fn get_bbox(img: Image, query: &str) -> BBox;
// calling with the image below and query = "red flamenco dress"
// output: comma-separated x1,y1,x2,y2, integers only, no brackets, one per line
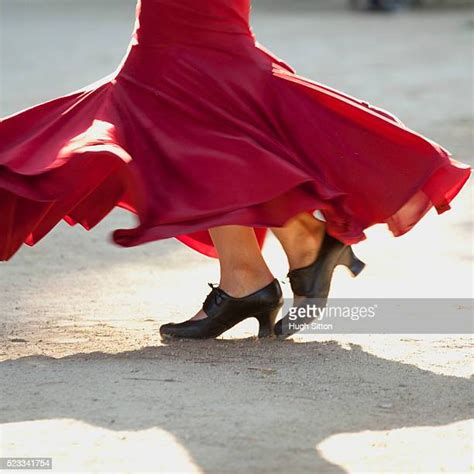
0,0,470,261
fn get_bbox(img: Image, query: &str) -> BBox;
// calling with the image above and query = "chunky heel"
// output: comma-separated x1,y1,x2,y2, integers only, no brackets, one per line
256,306,281,338
339,247,366,277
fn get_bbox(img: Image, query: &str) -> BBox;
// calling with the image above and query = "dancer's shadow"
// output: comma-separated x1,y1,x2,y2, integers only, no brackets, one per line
1,339,472,472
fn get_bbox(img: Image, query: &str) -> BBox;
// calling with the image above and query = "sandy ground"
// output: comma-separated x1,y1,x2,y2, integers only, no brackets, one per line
0,1,473,473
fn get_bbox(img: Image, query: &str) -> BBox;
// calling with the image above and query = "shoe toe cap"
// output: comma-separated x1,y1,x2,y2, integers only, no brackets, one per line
159,323,178,337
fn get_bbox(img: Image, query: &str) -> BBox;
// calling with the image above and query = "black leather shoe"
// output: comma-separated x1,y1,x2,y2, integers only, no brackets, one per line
160,279,284,340
274,233,366,337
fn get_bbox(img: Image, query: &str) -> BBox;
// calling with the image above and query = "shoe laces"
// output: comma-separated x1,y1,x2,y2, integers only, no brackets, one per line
205,282,226,307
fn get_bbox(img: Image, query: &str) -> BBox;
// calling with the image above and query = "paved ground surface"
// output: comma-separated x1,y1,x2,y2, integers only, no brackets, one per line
0,1,473,473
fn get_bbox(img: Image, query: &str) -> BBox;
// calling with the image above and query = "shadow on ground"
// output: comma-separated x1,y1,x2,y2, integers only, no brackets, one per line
1,339,472,472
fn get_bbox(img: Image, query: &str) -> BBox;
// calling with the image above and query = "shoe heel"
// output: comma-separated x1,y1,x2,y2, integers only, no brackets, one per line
340,247,366,277
256,306,280,338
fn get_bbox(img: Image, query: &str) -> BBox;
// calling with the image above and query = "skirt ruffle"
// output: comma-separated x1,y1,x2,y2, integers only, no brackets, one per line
0,47,470,261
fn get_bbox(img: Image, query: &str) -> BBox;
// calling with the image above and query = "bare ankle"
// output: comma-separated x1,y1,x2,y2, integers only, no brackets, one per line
220,265,274,298
288,226,325,271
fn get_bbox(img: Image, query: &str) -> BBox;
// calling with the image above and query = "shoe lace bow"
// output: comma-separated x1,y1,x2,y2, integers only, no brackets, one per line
204,282,226,307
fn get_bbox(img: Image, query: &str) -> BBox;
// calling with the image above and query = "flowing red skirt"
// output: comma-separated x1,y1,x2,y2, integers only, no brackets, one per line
0,5,470,261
